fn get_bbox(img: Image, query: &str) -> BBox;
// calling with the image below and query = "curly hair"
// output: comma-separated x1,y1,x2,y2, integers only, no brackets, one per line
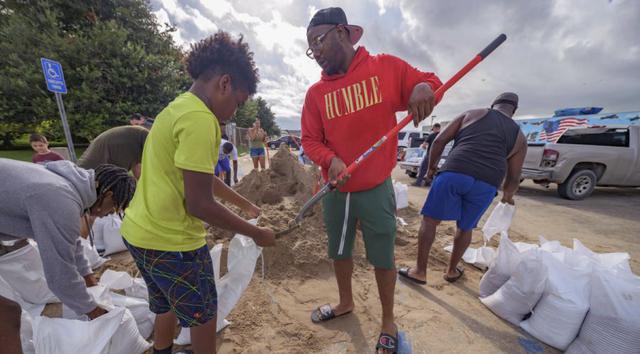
185,30,259,94
94,164,136,216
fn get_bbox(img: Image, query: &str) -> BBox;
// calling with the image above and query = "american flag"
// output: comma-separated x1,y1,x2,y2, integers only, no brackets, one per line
539,117,589,143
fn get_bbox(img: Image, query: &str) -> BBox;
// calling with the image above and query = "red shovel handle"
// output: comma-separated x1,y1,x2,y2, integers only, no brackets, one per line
341,33,507,178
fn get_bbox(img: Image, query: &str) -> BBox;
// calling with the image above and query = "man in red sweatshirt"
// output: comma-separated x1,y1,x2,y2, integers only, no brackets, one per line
301,7,442,353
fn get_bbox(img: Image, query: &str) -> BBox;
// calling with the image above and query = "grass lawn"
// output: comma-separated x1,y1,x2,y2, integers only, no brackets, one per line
0,148,87,162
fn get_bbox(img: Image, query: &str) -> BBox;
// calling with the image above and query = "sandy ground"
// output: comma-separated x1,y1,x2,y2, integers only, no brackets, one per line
66,149,638,354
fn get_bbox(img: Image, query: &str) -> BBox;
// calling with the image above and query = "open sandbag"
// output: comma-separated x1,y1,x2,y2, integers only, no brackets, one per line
520,252,591,350
444,244,496,270
480,249,546,325
176,229,261,344
482,202,515,243
566,269,640,354
0,242,58,304
34,305,150,354
99,269,148,300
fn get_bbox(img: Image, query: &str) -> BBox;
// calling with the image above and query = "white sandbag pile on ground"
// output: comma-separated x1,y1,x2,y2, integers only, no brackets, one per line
480,248,546,325
478,233,637,352
520,252,591,350
565,269,640,354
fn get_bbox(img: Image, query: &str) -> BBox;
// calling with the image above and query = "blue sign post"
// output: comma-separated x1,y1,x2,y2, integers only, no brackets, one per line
40,58,76,161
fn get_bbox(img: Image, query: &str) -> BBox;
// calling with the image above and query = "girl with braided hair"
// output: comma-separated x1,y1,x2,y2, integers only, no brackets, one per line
0,158,136,321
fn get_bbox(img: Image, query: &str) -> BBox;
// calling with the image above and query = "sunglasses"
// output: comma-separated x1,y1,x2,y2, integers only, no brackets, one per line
306,26,338,59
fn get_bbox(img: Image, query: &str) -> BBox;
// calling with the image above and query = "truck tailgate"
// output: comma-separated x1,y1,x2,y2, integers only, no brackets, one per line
523,144,545,169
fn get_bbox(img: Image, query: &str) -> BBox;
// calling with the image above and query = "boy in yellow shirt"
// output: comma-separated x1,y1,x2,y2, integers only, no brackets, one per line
121,31,275,354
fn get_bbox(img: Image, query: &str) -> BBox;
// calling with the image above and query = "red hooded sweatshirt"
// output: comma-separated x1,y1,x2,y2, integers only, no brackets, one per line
301,47,442,192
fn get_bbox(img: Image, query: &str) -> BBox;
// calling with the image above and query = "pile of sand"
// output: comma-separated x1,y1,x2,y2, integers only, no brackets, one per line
234,144,319,206
228,145,330,280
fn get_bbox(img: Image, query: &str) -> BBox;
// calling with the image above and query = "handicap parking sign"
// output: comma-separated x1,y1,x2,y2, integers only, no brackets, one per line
40,58,67,94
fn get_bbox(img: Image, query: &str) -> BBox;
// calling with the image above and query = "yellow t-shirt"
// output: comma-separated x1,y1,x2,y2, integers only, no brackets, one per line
121,92,221,251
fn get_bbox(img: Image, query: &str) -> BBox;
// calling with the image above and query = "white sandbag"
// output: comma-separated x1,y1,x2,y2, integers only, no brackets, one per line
80,237,108,269
573,239,631,275
513,242,538,253
480,249,546,325
520,252,591,350
482,202,515,243
99,269,148,300
393,181,409,210
479,233,520,298
444,245,496,270
35,306,150,354
0,243,58,304
566,269,640,354
90,216,107,251
110,292,155,339
101,214,127,256
176,227,262,344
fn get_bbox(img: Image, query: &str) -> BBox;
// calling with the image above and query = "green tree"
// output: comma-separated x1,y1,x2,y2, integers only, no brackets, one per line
0,0,190,146
255,97,280,136
232,96,280,136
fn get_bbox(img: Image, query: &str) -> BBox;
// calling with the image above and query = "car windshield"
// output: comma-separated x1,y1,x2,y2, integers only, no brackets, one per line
398,132,406,140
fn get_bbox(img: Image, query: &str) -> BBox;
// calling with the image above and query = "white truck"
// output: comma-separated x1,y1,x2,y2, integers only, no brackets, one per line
521,126,640,200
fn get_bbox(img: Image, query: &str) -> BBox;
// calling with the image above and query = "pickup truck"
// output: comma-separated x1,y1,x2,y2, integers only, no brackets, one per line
521,126,640,200
399,142,453,178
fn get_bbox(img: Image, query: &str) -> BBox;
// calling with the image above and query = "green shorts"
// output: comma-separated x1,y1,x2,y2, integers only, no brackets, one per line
322,178,397,269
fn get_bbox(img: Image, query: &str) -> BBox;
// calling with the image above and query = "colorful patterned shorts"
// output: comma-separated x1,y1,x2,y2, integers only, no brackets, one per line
124,239,217,327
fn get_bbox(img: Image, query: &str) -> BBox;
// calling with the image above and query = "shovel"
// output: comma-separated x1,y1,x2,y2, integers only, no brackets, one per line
276,34,508,238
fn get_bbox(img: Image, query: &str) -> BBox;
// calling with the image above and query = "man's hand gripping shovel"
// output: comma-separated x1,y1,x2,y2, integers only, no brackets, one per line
275,34,508,238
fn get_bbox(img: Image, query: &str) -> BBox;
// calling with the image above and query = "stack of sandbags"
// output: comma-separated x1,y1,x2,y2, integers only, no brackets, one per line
566,269,640,354
479,233,638,352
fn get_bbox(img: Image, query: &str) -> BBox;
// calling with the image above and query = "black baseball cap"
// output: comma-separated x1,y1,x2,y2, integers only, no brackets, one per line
307,7,363,45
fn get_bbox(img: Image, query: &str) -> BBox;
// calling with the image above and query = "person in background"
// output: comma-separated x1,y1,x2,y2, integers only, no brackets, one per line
399,93,526,285
77,126,148,179
130,113,155,130
0,160,136,320
221,133,239,185
246,119,267,171
215,142,234,186
29,133,64,164
414,123,441,187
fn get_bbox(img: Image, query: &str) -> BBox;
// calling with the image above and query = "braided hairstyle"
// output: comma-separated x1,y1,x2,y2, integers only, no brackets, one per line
94,164,136,216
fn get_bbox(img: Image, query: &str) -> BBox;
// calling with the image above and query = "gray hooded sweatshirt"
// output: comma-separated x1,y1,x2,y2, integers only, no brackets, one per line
0,158,97,315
